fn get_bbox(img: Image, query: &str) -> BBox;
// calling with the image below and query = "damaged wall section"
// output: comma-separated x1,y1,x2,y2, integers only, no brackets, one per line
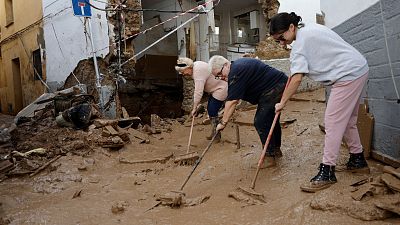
42,0,110,91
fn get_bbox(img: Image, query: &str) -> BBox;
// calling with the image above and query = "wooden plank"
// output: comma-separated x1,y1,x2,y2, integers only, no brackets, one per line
121,107,130,119
357,103,374,159
105,125,119,136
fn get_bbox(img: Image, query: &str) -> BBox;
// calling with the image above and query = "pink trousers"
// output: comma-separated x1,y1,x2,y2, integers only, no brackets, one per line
322,73,368,166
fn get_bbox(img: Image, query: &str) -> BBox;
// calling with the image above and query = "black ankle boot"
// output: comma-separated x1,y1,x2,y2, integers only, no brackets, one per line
346,152,370,173
300,163,337,192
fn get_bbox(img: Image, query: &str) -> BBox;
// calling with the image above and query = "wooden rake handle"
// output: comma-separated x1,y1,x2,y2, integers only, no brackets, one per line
250,76,292,190
180,131,220,191
187,115,195,153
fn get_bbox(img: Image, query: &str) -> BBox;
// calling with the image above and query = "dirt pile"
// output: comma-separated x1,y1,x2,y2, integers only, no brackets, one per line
255,36,290,60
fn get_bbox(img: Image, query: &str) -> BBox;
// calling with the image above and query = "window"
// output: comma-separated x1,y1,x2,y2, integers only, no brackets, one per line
237,28,243,38
5,0,14,26
33,49,43,80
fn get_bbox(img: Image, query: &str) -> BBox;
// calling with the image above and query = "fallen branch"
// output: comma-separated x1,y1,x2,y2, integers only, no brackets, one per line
30,155,62,177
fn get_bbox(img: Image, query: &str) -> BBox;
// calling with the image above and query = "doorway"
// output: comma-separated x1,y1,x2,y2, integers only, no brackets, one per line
11,58,23,114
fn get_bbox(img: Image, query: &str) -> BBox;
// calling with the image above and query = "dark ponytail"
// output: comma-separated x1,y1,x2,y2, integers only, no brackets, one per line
269,12,303,35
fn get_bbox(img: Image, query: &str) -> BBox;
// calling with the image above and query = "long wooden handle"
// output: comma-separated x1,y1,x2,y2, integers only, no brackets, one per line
250,112,280,189
186,116,195,153
180,131,220,190
250,76,292,190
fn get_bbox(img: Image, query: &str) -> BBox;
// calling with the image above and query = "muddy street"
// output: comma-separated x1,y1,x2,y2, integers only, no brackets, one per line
0,89,399,225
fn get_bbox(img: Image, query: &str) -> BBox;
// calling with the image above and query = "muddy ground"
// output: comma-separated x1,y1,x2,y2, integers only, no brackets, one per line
0,88,399,225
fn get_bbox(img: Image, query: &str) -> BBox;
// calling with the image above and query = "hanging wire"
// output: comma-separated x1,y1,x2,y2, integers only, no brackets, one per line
18,37,51,91
51,23,86,93
94,0,219,54
379,0,400,102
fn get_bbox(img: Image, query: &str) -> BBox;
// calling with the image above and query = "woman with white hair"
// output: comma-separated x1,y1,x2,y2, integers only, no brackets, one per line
175,57,228,141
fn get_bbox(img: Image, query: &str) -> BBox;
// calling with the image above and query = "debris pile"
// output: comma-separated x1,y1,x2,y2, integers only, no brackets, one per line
311,165,400,221
0,88,146,179
255,37,290,60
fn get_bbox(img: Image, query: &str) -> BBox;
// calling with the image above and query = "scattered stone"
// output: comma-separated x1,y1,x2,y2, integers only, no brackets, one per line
111,201,129,214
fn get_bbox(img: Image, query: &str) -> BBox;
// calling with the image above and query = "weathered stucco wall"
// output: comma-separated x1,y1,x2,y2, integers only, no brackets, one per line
0,0,46,114
330,0,400,161
42,0,110,91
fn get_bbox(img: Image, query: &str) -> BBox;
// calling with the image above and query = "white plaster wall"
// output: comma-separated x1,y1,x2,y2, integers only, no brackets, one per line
320,0,378,28
43,0,109,91
278,0,321,25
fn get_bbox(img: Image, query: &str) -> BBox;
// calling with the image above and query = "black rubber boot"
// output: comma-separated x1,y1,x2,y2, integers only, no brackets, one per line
300,163,337,192
206,117,221,142
273,147,283,158
346,152,370,174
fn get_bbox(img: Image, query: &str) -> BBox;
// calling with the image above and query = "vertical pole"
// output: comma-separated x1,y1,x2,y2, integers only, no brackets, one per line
87,18,103,110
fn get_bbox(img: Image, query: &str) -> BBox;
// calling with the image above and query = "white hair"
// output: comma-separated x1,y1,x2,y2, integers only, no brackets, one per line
208,55,229,72
175,57,194,73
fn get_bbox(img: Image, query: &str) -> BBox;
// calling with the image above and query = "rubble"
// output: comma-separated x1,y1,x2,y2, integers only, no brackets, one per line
311,166,400,220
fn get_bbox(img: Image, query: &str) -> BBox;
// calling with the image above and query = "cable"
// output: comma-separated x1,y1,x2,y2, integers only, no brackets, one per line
94,0,218,54
51,23,85,93
379,0,400,102
18,37,51,91
113,13,200,72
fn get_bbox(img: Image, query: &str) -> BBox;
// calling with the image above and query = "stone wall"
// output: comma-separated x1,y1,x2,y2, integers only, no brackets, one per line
263,58,323,92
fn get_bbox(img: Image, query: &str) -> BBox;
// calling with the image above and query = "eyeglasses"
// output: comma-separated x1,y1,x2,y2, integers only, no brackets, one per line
215,64,225,79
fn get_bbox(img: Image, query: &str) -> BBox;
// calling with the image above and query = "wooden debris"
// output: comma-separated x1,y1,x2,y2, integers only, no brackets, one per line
101,136,124,149
351,184,375,201
381,173,400,192
72,189,82,199
105,125,119,136
93,119,118,128
122,107,130,118
156,191,185,208
128,128,148,141
118,117,141,128
235,124,240,149
357,102,374,158
0,160,14,174
375,200,400,216
296,128,308,136
30,155,62,177
228,188,265,205
184,194,211,207
350,177,370,187
383,166,400,179
119,153,174,164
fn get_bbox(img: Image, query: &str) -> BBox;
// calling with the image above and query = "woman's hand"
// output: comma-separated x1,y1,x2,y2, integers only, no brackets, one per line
275,102,286,113
190,108,197,117
216,123,226,132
